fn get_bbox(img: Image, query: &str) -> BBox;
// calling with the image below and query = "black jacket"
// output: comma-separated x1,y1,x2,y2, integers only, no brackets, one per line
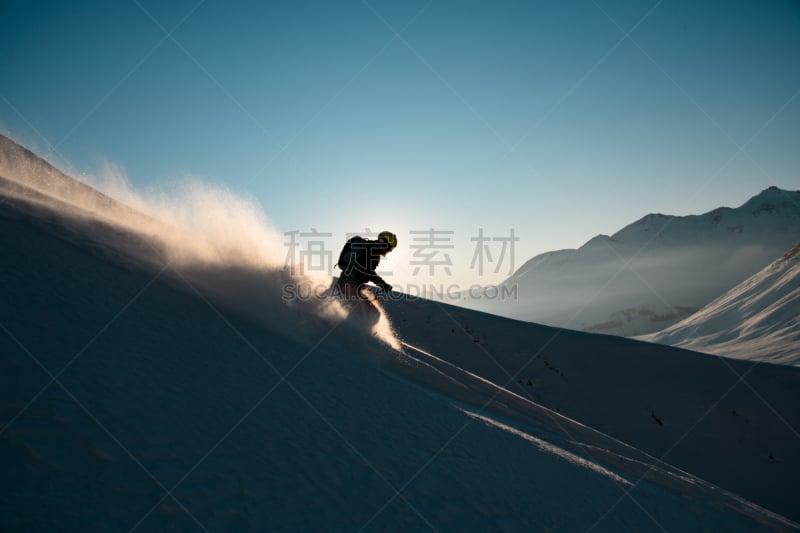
338,237,390,286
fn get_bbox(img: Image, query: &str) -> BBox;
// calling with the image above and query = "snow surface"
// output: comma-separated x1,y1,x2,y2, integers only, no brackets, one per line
1,135,799,531
640,241,800,366
456,186,800,337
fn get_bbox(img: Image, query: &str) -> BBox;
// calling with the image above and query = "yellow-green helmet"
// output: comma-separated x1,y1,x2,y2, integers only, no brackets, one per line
378,231,397,251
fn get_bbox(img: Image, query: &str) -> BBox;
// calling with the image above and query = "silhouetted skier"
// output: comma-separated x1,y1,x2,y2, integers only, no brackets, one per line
335,231,397,324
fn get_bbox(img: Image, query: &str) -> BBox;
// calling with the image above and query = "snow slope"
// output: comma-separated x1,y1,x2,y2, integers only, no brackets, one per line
1,136,799,530
381,296,800,524
640,241,800,366
457,187,800,337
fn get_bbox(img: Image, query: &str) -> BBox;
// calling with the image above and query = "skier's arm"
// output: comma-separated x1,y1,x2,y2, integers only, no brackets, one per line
361,270,392,292
360,245,392,291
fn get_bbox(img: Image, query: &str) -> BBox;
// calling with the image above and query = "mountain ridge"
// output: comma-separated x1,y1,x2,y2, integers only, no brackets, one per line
458,185,800,336
513,185,799,276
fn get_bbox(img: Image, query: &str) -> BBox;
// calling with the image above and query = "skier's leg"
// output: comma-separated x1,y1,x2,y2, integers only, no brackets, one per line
355,286,381,326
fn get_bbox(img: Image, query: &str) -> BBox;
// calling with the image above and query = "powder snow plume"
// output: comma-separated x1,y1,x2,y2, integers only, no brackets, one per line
0,136,401,346
83,162,287,269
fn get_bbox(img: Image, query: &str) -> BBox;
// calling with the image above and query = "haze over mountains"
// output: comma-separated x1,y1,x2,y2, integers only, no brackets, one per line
457,186,800,337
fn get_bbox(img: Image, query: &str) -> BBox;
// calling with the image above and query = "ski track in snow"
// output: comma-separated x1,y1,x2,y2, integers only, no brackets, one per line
460,410,632,487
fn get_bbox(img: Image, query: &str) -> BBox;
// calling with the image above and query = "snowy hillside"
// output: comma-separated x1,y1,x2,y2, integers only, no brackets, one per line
458,186,800,337
2,135,799,530
640,241,800,366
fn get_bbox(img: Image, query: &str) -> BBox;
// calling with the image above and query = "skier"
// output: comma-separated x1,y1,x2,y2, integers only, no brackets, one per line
336,231,397,301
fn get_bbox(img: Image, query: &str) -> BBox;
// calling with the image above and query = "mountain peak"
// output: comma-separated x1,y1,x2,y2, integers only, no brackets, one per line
737,186,800,217
579,234,613,250
749,185,798,202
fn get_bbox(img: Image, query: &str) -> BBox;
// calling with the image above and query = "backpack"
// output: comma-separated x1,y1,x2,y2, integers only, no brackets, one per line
337,236,367,274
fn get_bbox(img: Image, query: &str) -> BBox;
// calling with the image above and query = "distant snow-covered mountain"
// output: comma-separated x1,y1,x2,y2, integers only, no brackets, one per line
640,241,800,366
457,186,800,336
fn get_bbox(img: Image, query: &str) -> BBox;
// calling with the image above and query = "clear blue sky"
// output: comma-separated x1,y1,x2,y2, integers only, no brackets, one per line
1,0,799,288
